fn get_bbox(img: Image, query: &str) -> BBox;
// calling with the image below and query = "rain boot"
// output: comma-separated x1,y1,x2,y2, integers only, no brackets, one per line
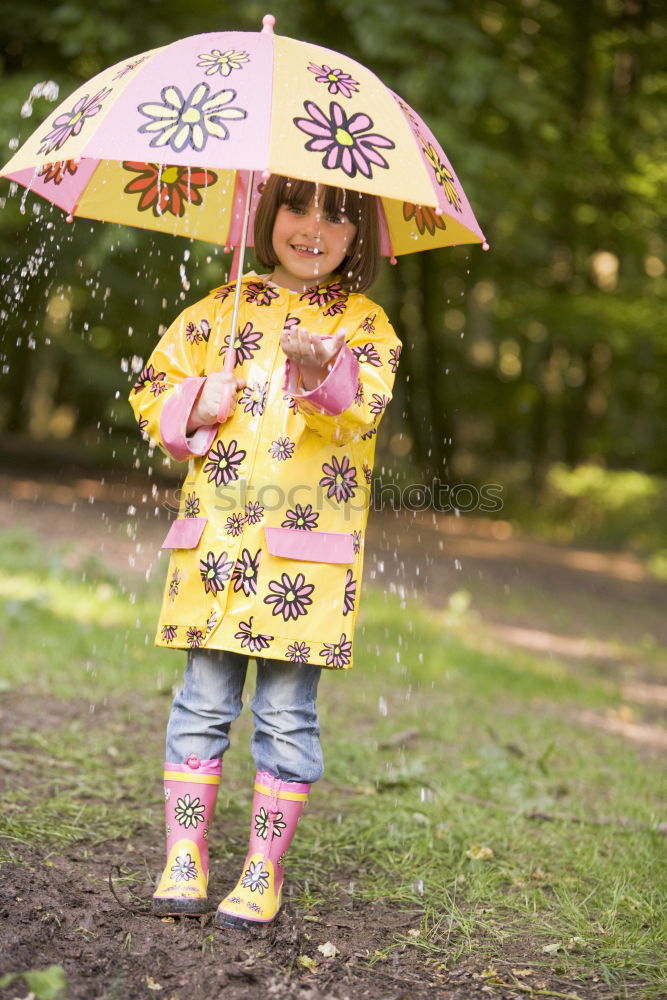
214,771,310,929
152,754,222,916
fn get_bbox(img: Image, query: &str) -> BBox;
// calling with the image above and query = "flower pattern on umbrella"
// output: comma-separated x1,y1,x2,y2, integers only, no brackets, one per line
199,550,233,595
308,62,360,98
286,640,311,663
123,162,218,218
320,454,358,503
422,143,462,213
264,572,315,621
319,633,352,669
235,617,273,653
174,793,206,829
294,100,395,179
39,88,112,156
38,160,78,186
403,201,447,235
352,530,362,554
137,83,247,153
220,322,263,366
113,56,149,81
281,503,319,531
203,439,246,487
232,547,260,596
197,49,250,77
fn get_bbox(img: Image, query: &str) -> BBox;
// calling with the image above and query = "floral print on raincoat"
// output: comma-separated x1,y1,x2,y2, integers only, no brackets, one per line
130,273,401,669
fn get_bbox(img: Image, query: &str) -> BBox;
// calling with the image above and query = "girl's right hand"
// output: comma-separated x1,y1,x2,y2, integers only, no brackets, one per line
187,373,246,431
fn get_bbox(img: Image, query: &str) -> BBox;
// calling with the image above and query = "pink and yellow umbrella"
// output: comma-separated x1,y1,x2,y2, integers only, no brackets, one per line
0,15,486,260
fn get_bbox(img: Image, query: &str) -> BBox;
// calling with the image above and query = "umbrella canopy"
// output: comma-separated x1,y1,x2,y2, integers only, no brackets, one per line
0,15,486,258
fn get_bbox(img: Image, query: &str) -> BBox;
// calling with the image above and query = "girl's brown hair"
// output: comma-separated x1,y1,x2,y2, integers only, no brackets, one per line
253,175,381,292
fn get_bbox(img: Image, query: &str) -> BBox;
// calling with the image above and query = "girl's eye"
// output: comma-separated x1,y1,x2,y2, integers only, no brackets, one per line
326,213,346,224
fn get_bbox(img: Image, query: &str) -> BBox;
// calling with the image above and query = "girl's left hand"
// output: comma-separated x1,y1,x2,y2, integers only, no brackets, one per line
280,326,345,371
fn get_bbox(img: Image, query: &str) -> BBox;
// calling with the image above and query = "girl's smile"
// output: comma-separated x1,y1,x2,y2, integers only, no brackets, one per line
270,200,357,292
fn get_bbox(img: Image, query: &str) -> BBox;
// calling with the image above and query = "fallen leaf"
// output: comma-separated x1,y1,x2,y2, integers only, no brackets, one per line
511,968,534,977
466,843,494,860
145,976,162,991
542,942,562,955
317,942,339,959
297,955,317,971
407,928,421,938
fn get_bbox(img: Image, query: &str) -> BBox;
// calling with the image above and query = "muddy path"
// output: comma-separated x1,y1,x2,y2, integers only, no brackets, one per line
1,464,665,998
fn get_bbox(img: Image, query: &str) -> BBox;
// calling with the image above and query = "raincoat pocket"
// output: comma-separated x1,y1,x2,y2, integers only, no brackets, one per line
264,526,354,564
161,517,208,550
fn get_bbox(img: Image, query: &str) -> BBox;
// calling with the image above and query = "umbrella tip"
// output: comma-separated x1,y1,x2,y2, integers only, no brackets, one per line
390,255,397,265
262,13,276,32
482,241,490,251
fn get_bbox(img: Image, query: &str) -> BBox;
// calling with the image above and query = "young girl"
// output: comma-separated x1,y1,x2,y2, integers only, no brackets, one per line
130,174,401,929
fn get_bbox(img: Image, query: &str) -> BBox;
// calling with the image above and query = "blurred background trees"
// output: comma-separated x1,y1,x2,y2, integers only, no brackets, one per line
0,0,665,555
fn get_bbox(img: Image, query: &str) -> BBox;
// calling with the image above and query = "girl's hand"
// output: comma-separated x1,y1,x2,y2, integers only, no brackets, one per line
281,327,346,390
187,373,246,431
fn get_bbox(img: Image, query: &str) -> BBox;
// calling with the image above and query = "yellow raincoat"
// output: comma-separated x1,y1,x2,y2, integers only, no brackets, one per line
130,273,401,669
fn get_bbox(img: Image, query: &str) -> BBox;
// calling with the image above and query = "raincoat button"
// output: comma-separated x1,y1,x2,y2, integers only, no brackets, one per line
186,754,201,769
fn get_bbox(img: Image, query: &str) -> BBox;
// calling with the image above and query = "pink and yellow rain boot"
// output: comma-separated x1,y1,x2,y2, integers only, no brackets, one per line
152,755,222,916
214,772,310,929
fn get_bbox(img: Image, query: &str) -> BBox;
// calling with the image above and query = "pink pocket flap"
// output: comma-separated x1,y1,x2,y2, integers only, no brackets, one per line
161,518,208,550
264,526,354,564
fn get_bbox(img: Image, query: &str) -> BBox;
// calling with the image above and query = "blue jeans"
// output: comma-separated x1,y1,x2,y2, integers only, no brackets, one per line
166,648,323,784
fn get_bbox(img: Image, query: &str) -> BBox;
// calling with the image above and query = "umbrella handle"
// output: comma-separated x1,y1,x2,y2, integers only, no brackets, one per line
216,381,236,423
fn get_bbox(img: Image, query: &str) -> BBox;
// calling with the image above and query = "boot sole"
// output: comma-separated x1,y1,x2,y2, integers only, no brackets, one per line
214,910,272,931
152,897,212,917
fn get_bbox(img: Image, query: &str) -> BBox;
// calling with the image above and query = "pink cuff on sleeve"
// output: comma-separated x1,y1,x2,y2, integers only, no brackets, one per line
159,376,217,462
282,344,360,415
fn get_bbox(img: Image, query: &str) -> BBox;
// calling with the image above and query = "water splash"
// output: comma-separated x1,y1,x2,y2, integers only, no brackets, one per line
20,80,59,118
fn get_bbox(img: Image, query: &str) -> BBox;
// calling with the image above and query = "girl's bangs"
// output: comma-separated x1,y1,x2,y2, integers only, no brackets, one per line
281,179,360,222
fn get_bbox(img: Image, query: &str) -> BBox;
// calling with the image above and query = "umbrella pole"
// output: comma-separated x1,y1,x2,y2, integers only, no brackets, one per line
217,170,255,421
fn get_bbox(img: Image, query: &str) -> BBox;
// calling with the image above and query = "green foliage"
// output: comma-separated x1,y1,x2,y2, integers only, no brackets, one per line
0,965,67,1000
0,0,665,483
1,531,666,995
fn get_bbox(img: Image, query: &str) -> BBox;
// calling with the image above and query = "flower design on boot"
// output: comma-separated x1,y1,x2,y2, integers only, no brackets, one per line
241,859,270,894
254,806,286,840
170,852,198,882
174,793,206,829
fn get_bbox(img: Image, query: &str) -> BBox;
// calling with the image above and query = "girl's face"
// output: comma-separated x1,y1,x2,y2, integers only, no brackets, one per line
270,199,357,292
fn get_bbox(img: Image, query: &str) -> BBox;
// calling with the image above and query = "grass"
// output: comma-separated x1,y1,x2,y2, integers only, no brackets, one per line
0,527,666,997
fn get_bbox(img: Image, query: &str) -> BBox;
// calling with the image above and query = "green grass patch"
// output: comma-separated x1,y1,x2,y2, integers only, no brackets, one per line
0,529,665,997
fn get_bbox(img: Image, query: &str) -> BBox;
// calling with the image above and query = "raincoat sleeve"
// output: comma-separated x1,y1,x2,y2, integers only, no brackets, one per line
129,294,222,462
283,305,401,447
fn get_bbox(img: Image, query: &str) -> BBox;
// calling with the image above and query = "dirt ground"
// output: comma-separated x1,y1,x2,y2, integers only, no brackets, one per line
1,462,665,999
